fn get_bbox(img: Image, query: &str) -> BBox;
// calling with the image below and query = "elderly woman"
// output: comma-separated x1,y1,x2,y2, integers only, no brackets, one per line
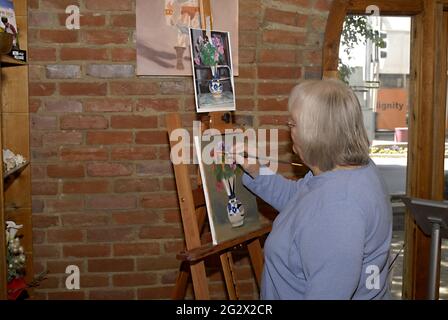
240,79,392,299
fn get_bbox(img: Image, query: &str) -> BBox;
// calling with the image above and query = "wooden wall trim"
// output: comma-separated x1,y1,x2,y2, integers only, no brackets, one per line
347,0,423,15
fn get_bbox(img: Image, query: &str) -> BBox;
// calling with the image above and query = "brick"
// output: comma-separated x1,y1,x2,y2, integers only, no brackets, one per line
258,82,297,95
87,131,133,145
239,66,256,79
32,181,58,195
31,132,43,147
136,256,179,271
45,100,83,113
135,99,179,112
258,115,290,126
46,65,81,79
112,211,158,225
47,229,84,243
113,273,156,287
63,244,111,257
47,291,85,300
31,115,57,130
136,161,172,176
310,15,328,33
58,13,106,27
304,66,323,80
29,0,39,9
61,213,109,227
110,81,159,95
29,11,54,26
258,66,301,79
111,14,136,27
303,49,323,66
239,32,257,47
258,98,289,111
60,48,108,61
260,49,297,63
46,198,84,213
141,193,179,209
63,181,109,194
40,30,79,43
60,115,108,129
89,289,135,300
87,227,135,242
266,9,308,28
314,0,332,11
111,115,157,129
160,80,186,95
32,165,46,180
29,99,42,113
240,0,262,17
278,0,311,6
84,30,129,45
139,226,183,239
114,243,160,256
135,131,169,145
84,99,133,112
111,147,157,160
239,48,256,64
47,164,85,178
29,47,57,61
85,0,132,11
32,147,59,161
41,0,79,9
111,48,136,62
34,245,61,258
114,179,160,193
47,260,84,274
43,132,83,145
60,83,107,96
240,16,259,31
29,65,44,81
60,147,108,161
30,83,56,96
88,258,134,272
235,82,255,95
33,215,60,228
87,64,135,78
137,286,173,299
164,240,184,254
87,162,132,177
262,30,306,45
81,275,110,288
86,195,136,210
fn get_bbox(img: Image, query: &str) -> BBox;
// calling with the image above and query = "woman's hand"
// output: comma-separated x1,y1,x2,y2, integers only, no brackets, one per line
230,142,260,179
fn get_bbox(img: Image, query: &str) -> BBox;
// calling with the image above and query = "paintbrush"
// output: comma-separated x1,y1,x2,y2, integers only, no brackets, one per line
218,151,304,167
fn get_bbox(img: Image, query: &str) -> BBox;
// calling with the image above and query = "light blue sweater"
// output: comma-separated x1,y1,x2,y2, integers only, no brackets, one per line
242,161,392,300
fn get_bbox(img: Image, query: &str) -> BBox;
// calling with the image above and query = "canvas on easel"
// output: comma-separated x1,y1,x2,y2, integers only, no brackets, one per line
194,132,267,245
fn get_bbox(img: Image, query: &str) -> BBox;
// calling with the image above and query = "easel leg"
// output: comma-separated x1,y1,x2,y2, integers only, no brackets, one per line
220,252,239,300
191,261,210,299
247,239,264,289
172,261,190,300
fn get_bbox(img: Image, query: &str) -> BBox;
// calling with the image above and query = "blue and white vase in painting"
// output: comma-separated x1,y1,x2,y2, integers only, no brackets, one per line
226,195,245,228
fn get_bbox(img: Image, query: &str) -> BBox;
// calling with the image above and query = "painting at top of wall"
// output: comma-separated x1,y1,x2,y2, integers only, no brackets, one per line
136,0,239,76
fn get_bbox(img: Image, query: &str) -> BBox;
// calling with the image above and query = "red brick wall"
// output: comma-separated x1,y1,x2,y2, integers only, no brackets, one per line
29,0,331,299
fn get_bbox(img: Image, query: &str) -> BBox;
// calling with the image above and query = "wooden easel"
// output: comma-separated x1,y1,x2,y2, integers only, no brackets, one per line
166,112,271,300
166,1,271,300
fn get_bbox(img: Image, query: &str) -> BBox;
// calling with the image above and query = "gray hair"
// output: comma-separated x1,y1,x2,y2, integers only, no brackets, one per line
288,79,370,172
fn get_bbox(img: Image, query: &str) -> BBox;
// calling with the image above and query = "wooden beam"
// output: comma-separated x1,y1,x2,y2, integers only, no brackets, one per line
347,0,423,15
322,0,349,78
403,0,446,299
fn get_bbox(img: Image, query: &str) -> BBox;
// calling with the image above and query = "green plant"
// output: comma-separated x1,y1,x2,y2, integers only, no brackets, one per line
339,16,386,83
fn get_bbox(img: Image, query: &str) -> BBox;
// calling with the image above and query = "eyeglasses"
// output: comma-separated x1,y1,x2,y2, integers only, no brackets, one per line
286,120,296,128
